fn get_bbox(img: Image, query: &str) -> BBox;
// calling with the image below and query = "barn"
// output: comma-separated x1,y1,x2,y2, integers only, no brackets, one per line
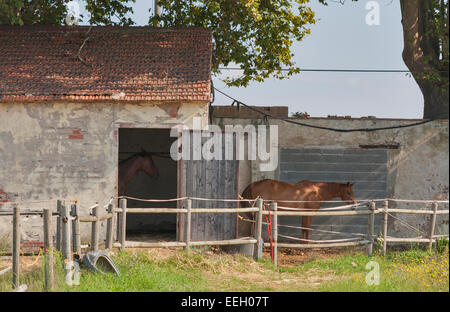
0,25,239,244
0,26,448,251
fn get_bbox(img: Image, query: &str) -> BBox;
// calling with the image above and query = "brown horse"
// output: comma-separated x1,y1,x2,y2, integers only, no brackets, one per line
240,179,357,241
118,150,159,196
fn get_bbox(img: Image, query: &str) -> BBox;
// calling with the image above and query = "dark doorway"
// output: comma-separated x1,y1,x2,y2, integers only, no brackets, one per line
118,128,177,241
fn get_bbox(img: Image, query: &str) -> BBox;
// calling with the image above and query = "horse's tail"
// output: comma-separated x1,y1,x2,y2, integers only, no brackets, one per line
239,183,254,208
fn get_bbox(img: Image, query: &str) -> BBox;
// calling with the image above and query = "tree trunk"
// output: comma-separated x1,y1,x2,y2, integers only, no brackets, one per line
422,83,449,119
400,0,449,120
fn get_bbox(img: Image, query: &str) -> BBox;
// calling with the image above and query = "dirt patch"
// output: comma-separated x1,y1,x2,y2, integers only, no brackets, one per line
264,246,365,267
204,257,342,291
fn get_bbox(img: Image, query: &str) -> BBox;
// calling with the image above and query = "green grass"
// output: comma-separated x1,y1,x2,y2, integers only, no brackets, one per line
312,248,449,292
1,245,448,292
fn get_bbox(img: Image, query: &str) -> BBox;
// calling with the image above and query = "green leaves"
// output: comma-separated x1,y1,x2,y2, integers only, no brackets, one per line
149,0,317,87
0,0,136,26
84,0,135,25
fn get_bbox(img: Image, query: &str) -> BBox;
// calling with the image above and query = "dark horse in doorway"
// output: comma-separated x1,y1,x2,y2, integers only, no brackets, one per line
240,179,357,241
118,149,159,196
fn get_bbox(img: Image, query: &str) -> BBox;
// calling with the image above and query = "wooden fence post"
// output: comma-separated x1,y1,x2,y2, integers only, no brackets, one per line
253,198,263,260
118,198,127,251
61,203,72,263
43,208,54,292
383,200,389,256
71,204,81,256
185,198,192,252
12,205,20,289
105,203,114,250
91,205,99,251
366,201,376,255
270,202,278,267
56,200,62,251
428,202,438,251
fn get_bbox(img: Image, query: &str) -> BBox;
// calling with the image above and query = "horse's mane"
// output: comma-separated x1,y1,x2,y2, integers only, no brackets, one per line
119,151,151,164
296,180,351,186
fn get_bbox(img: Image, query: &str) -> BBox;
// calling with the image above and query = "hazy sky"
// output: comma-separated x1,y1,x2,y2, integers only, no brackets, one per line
78,0,424,118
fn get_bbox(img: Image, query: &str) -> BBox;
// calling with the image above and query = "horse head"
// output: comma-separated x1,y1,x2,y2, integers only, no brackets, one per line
340,182,357,209
139,149,159,179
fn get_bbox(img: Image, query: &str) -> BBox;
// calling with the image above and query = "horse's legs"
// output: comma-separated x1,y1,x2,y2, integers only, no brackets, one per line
301,216,310,243
304,216,314,241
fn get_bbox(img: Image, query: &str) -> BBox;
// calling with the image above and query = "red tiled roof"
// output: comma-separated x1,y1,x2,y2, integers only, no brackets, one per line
0,26,212,102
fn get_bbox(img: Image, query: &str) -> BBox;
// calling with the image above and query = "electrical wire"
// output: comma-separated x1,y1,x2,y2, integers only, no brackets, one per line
213,87,437,133
218,67,412,73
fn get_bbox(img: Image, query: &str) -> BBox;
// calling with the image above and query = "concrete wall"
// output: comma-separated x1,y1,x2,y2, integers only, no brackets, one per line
211,115,449,240
0,101,209,243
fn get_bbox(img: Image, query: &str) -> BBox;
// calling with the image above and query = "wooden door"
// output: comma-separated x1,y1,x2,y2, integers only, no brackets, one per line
177,130,239,241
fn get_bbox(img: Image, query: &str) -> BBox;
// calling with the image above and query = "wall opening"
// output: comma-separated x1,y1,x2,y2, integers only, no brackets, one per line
118,128,178,241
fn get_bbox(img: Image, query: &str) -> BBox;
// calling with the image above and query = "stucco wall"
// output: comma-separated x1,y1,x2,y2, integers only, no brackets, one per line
0,101,209,243
211,116,449,239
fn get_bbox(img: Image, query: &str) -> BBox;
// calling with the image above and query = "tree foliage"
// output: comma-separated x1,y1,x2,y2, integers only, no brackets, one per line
148,0,316,87
0,1,135,26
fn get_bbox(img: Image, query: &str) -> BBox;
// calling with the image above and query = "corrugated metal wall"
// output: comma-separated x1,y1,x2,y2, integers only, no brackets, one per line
277,148,387,241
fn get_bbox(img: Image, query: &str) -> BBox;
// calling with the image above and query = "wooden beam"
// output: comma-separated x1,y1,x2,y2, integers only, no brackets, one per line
383,200,389,256
105,204,114,250
428,202,438,251
253,198,263,260
43,208,54,292
263,210,374,216
12,205,20,289
271,202,278,267
91,206,99,251
71,204,81,256
264,240,370,249
61,203,72,263
366,201,375,255
185,198,192,252
118,198,127,251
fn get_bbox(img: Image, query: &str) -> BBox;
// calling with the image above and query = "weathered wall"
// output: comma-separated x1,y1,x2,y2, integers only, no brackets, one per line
0,101,209,243
211,116,449,239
